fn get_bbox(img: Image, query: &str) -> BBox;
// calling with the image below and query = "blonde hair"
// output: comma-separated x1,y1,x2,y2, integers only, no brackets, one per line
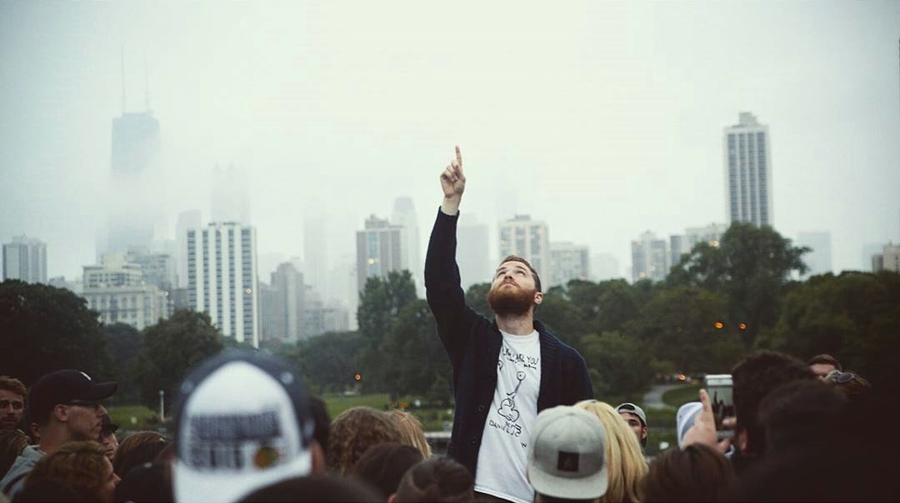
389,409,432,458
327,406,402,476
575,400,648,503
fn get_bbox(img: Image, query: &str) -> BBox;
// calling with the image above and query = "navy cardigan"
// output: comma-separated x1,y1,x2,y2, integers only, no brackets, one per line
424,209,594,476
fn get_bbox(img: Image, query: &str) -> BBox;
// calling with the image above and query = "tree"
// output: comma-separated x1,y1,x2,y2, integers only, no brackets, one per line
132,310,223,413
579,332,655,403
758,271,900,387
668,222,809,347
103,323,143,404
356,271,419,392
629,286,744,374
0,280,112,385
464,282,491,318
378,299,452,399
279,331,366,394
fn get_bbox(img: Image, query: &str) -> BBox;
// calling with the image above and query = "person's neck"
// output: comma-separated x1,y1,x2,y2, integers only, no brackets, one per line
495,312,535,335
38,426,73,455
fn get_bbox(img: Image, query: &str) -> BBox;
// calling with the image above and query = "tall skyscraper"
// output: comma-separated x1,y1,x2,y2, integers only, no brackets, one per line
356,215,406,293
724,112,773,227
457,214,491,291
797,232,833,277
2,236,47,284
632,231,669,282
391,197,423,296
550,242,590,288
187,223,260,347
107,111,162,255
498,215,551,281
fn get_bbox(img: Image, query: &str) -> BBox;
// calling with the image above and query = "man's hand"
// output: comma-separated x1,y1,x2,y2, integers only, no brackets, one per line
440,146,465,215
682,389,732,454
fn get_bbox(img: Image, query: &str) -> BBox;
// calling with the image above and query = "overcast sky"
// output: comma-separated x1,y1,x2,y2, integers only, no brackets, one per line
1,1,899,285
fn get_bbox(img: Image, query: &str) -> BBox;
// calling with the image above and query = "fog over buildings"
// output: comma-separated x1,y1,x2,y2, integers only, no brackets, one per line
1,2,899,320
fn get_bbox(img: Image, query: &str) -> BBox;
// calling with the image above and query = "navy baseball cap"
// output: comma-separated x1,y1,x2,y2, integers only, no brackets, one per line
28,370,117,424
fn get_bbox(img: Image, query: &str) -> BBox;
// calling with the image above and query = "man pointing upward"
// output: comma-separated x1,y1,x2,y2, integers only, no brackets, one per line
425,146,594,503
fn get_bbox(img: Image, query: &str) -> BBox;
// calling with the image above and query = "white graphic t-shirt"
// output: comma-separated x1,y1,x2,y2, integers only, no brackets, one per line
474,330,541,503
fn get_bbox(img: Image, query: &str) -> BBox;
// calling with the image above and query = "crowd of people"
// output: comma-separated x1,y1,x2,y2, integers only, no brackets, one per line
0,348,890,503
0,146,894,502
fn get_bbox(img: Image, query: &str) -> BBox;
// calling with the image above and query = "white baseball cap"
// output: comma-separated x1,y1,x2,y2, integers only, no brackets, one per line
527,405,608,500
172,350,315,503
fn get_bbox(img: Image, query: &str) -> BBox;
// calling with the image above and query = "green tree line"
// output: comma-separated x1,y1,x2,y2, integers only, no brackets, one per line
2,222,897,409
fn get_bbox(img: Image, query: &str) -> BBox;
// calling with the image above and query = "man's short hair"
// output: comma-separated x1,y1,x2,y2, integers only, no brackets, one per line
731,350,817,456
498,255,542,292
395,456,474,503
0,376,26,398
806,354,842,371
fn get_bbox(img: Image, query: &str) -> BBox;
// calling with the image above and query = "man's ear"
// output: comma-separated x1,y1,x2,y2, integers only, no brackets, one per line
53,404,69,423
533,291,543,305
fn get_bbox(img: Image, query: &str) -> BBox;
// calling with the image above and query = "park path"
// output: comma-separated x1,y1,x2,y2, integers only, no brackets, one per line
642,383,680,410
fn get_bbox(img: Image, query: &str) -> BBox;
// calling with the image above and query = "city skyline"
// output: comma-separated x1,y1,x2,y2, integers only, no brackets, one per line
1,1,899,283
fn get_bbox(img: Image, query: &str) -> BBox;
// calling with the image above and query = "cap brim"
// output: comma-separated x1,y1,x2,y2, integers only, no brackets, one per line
528,464,608,500
82,382,118,401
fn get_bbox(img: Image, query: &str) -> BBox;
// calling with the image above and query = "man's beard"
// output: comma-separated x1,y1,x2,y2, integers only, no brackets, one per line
487,284,537,317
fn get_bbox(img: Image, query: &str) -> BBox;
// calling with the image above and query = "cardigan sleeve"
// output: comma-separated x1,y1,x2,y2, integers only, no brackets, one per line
424,208,483,368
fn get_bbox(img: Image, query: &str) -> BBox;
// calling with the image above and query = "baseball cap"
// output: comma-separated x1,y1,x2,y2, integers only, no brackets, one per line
172,349,315,503
28,370,117,423
615,402,647,427
527,405,608,500
676,402,703,449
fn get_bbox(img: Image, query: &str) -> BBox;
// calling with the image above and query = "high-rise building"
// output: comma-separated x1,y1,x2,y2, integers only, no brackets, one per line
187,222,259,347
175,210,202,288
107,111,162,255
391,197,422,296
356,215,406,293
2,236,47,283
872,243,900,273
632,231,669,282
670,223,729,267
498,215,550,282
797,232,833,277
125,250,176,318
81,253,167,330
457,214,491,291
260,262,305,344
724,112,772,227
550,242,590,288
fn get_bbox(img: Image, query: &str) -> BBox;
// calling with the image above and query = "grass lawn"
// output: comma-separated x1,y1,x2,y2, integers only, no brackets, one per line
662,384,702,408
322,393,393,419
106,405,160,432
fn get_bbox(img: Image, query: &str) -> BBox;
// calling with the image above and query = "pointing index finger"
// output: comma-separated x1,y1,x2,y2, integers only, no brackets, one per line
455,145,462,167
